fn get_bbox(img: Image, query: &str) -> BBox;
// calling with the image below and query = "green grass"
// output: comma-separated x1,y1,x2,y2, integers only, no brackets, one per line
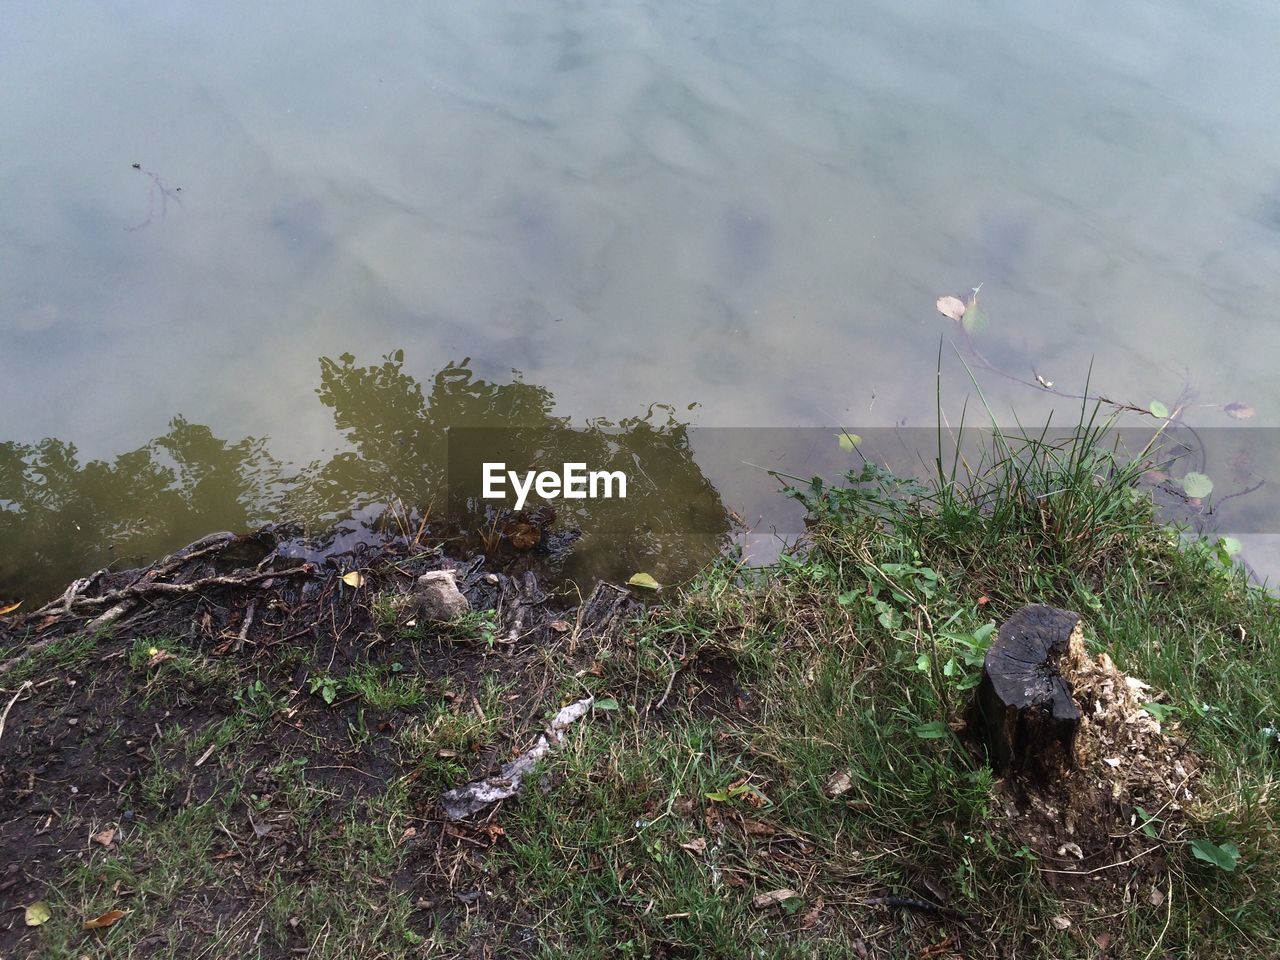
493,416,1280,959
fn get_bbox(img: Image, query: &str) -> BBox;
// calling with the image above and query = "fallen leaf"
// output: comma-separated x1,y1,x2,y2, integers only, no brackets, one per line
1149,400,1169,419
548,619,571,633
977,595,991,607
147,649,176,668
246,809,272,839
752,888,798,910
399,826,417,844
741,819,775,836
936,296,966,322
680,837,708,854
24,900,51,926
1224,402,1255,420
479,822,505,843
1056,842,1083,860
1052,916,1072,931
84,909,127,930
1148,886,1165,907
92,828,116,848
508,522,541,550
800,895,825,929
0,600,21,616
836,432,861,452
823,770,852,798
627,572,661,591
341,570,365,589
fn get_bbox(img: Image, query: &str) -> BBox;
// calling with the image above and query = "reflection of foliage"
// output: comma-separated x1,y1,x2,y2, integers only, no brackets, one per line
0,419,279,602
1,353,730,602
296,352,562,517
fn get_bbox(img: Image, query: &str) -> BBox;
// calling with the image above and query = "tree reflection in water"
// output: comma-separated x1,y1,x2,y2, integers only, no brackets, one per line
0,352,731,603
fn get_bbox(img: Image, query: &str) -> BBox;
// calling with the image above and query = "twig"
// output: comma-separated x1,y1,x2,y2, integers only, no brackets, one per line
54,566,311,613
0,681,34,744
234,599,258,653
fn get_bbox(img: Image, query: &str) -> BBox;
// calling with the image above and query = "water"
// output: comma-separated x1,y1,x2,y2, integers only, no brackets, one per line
4,1,1280,600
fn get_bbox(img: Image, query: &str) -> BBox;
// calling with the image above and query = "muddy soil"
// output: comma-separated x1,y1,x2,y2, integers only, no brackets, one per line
0,524,637,956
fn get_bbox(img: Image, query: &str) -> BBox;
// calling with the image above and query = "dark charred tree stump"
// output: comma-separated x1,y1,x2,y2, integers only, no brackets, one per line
970,604,1086,781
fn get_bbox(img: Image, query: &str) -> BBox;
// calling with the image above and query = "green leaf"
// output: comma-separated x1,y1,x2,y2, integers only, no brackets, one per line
1188,838,1240,872
593,697,620,711
1219,536,1242,557
627,572,661,591
322,684,336,705
836,431,862,452
1142,702,1177,723
25,901,51,926
1135,806,1162,839
915,653,930,672
961,298,989,335
913,720,949,739
1149,400,1169,419
1181,473,1213,499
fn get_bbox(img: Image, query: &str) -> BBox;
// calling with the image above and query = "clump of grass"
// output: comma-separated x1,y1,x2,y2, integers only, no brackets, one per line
344,661,428,710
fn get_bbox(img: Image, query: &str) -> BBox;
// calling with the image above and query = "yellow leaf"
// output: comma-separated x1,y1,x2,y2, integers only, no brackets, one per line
25,900,51,926
0,600,21,616
84,908,127,930
836,432,861,452
627,572,661,591
341,571,365,589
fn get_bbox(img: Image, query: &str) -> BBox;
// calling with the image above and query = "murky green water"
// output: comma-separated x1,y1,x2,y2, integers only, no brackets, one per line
4,2,1280,600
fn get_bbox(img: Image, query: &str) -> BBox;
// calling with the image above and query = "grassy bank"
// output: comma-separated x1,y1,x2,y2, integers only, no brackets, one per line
2,420,1278,958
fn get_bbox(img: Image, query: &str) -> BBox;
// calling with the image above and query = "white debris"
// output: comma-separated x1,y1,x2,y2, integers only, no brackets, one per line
440,697,595,819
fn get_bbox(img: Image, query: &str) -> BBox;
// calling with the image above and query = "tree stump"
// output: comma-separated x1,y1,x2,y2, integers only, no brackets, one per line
971,604,1086,781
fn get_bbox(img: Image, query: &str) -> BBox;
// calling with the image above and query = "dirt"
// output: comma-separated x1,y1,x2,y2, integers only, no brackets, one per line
0,523,638,956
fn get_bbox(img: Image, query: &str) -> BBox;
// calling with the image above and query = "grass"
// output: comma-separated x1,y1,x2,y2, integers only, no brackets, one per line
492,412,1280,958
5,406,1279,958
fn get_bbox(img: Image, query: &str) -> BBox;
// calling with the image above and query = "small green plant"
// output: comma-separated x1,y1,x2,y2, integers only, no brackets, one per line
843,557,940,630
441,608,500,647
233,679,283,723
704,778,770,808
938,621,997,691
308,674,340,705
1188,837,1241,872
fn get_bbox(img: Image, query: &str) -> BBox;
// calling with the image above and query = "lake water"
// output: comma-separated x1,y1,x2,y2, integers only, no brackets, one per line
4,1,1280,600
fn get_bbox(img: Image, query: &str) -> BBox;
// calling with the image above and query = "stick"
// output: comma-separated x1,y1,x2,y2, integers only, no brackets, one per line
0,681,33,744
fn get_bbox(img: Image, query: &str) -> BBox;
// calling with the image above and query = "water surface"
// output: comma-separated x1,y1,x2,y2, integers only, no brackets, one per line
4,1,1280,597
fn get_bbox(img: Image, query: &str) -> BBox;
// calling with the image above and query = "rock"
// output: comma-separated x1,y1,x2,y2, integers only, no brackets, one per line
413,570,470,623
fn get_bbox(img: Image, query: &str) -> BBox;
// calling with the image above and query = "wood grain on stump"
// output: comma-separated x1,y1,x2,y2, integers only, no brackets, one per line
972,604,1086,781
